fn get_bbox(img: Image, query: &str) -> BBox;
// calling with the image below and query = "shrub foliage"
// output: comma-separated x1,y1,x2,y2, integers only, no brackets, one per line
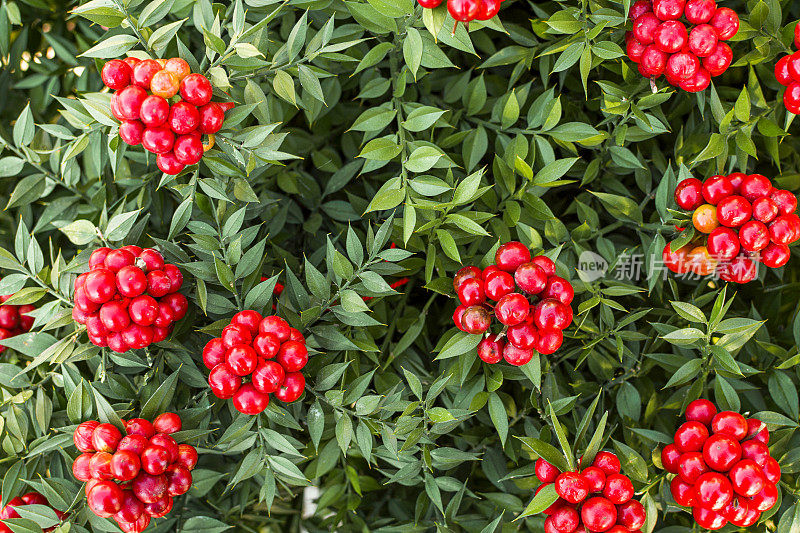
0,0,799,531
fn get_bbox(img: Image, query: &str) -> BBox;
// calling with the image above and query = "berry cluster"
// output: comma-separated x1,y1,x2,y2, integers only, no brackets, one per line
626,0,738,92
416,0,501,32
1,492,67,532
101,57,232,175
536,452,646,533
0,289,35,353
774,23,800,113
452,241,575,366
72,246,188,352
71,414,197,533
664,173,799,282
661,399,780,529
203,312,308,415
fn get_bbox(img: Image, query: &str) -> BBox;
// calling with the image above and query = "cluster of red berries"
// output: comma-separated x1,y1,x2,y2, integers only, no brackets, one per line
0,288,34,353
774,23,800,113
664,173,799,282
416,0,501,31
71,414,197,533
101,57,232,175
661,399,779,529
72,246,188,352
203,312,308,414
536,451,646,533
1,492,67,532
452,241,575,366
626,0,738,92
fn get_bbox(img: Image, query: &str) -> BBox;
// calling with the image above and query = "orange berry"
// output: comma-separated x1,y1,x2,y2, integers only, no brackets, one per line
164,58,191,82
692,204,719,233
686,246,717,276
150,70,179,99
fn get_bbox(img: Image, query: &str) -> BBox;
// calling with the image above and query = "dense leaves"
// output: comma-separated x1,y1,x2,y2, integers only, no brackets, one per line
1,0,800,531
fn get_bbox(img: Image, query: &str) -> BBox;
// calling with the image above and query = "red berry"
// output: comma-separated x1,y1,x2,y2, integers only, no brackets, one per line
541,276,574,305
233,383,270,415
179,74,213,106
119,120,145,145
661,444,681,473
750,482,778,511
536,329,563,355
534,299,572,330
87,480,124,517
746,419,769,444
603,474,634,504
139,96,169,127
685,0,716,23
739,174,772,201
675,178,704,210
702,42,732,76
770,189,797,215
208,363,241,399
709,7,739,40
761,457,781,484
253,333,280,359
111,450,141,481
73,452,94,481
630,0,653,20
535,459,561,483
675,421,711,452
752,196,779,224
693,506,727,530
507,322,538,350
784,82,800,114
156,152,185,175
580,497,617,532
706,227,740,262
198,102,225,134
153,412,181,434
712,411,748,440
124,418,155,438
702,433,742,472
447,0,480,21
275,371,305,403
670,476,696,506
102,59,132,90
717,196,752,228
729,459,766,498
502,343,533,366
653,0,685,20
132,472,168,504
776,55,793,86
115,490,144,524
495,241,531,272
117,86,147,121
678,451,709,483
418,0,442,6
640,45,669,76
173,134,204,165
689,24,719,57
165,464,192,496
105,249,135,271
550,506,580,533
484,270,515,301
654,20,688,53
580,466,606,492
626,34,648,63
277,340,308,372
686,398,717,425
741,440,769,467
177,444,198,470
259,316,291,341
770,214,800,244
666,52,700,81
252,360,286,393
457,277,485,306
738,221,769,252
477,335,504,364
514,262,547,294
460,305,491,334
453,266,482,290
92,423,122,453
168,101,200,135
555,472,589,504
494,293,529,326
761,241,790,268
142,126,175,154
702,175,734,205
592,452,621,476
633,13,661,45
131,59,162,89
617,500,646,530
531,256,556,276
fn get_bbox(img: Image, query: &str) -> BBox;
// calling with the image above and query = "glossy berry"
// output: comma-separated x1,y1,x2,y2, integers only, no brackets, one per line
180,74,213,106
633,13,661,45
484,270,515,301
533,299,572,330
729,459,766,498
457,277,485,306
507,323,538,350
174,134,204,165
666,52,700,81
675,178,704,210
703,42,733,77
686,398,717,425
117,86,147,121
495,241,531,272
150,70,179,98
693,506,727,530
156,152,185,175
198,102,225,134
739,221,770,252
152,412,181,434
710,7,739,40
87,481,124,517
131,60,162,88
581,497,617,532
661,443,682,473
692,204,719,233
770,189,797,215
142,126,175,154
208,363,241,399
447,0,480,22
494,293,529,326
139,96,169,127
640,45,668,77
752,196,779,223
233,383,270,415
706,227,740,262
554,472,589,504
275,372,305,403
168,101,200,135
202,339,226,370
678,451,709,483
102,59,132,90
688,24,718,57
671,476,696,506
252,360,286,393
711,411,747,440
592,452,621,476
703,433,742,472
502,343,533,366
514,262,547,294
164,58,191,82
535,459,560,483
460,305,491,334
277,340,308,372
685,0,716,23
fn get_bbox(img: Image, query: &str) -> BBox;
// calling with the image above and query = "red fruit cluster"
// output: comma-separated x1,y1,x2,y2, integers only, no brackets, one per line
416,0,502,30
536,451,646,533
0,288,34,353
72,246,188,352
664,173,799,283
203,312,308,414
626,0,738,92
452,241,575,366
774,23,800,113
101,57,233,175
1,492,67,532
71,413,197,533
661,400,779,529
